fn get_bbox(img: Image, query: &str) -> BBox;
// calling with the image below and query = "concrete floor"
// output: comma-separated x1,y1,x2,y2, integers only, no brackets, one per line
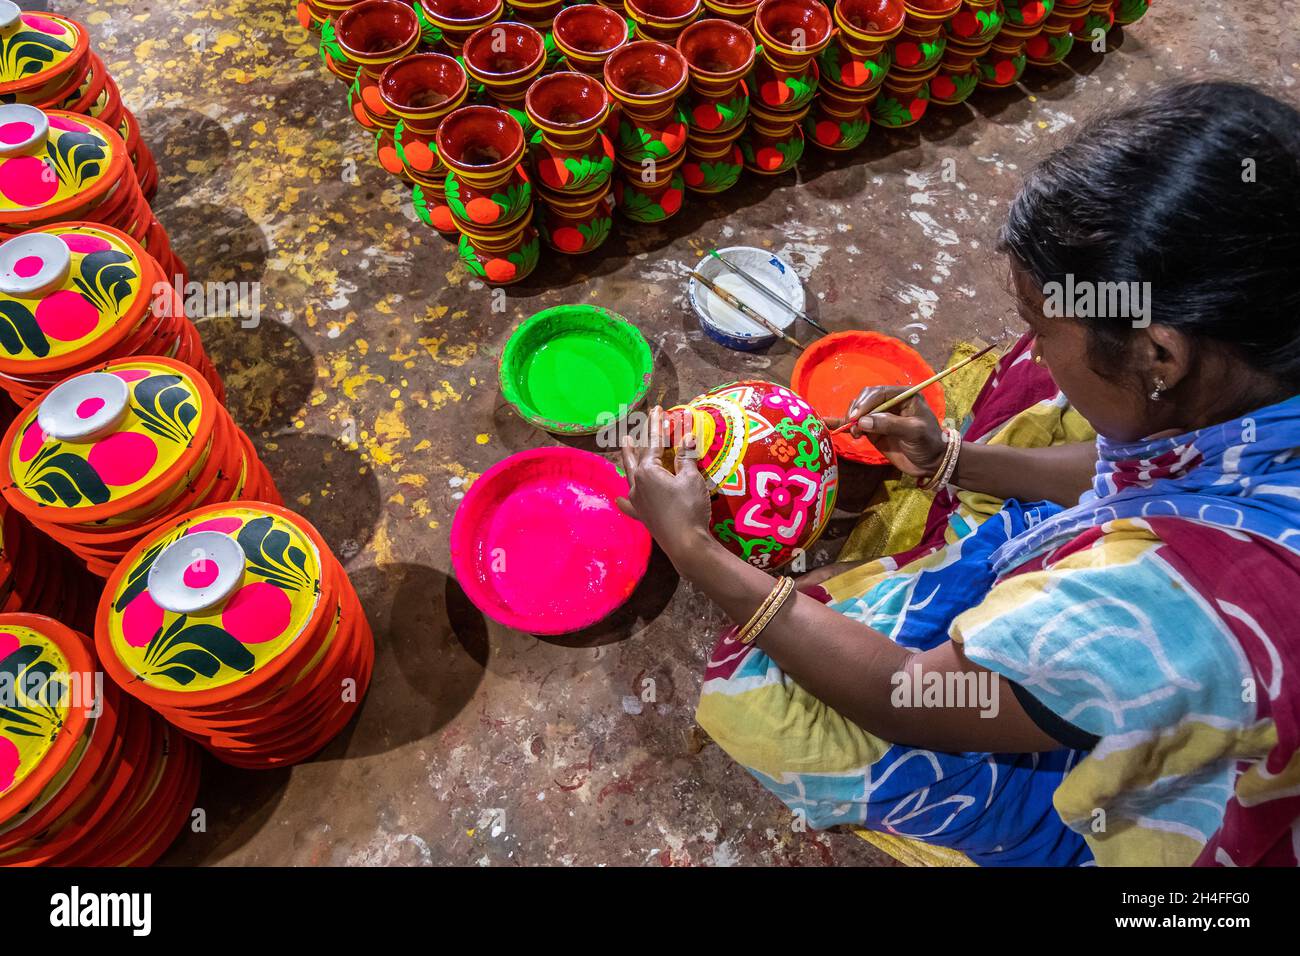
62,0,1297,865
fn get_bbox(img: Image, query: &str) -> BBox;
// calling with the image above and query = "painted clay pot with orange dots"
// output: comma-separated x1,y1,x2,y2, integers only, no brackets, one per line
436,105,533,237
455,208,541,284
677,18,754,136
1111,0,1149,26
819,0,903,93
611,152,685,222
316,2,366,83
536,180,615,254
380,52,469,236
739,100,807,175
625,0,702,44
805,73,874,150
553,4,630,77
504,0,566,69
681,123,746,194
1001,0,1053,32
525,72,615,197
418,0,504,55
1025,9,1074,66
945,0,1004,47
751,0,833,114
871,62,936,125
1068,0,1114,41
603,40,690,217
975,31,1026,86
335,0,421,178
462,22,547,115
930,32,986,103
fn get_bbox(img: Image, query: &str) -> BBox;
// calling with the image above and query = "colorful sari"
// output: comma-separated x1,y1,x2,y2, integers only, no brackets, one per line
697,344,1300,867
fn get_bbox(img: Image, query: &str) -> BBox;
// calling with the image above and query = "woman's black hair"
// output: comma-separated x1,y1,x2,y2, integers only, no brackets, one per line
1000,81,1300,390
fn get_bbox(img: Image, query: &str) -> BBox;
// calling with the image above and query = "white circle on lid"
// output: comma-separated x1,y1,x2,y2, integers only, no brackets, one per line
0,232,71,297
147,531,247,615
0,103,49,156
36,372,129,442
0,2,21,32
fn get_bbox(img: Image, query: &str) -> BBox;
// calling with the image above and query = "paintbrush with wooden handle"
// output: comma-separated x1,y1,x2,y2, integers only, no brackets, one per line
690,270,804,352
831,341,1000,436
707,249,828,336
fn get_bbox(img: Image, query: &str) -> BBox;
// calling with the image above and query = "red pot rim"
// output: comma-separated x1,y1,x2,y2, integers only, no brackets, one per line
676,18,757,80
462,22,546,81
755,0,833,53
435,104,526,173
335,0,421,63
525,71,610,131
419,0,503,27
603,40,689,103
379,52,469,119
553,4,629,57
835,0,906,39
626,0,703,24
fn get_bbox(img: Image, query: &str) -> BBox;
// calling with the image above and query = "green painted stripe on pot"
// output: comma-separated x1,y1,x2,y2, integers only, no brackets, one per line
499,304,654,435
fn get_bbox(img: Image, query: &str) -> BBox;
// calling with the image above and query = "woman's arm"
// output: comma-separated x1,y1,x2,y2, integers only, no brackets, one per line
619,409,1063,755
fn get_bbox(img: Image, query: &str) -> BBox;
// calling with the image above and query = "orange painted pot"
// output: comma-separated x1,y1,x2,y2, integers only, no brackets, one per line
626,0,702,44
525,71,615,195
418,0,504,54
677,18,755,134
752,0,833,112
336,0,421,137
436,104,533,232
553,4,630,76
536,180,615,253
462,21,547,107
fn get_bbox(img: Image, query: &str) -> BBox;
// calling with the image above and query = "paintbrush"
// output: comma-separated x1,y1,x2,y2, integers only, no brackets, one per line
831,341,1000,436
707,249,829,336
690,270,804,352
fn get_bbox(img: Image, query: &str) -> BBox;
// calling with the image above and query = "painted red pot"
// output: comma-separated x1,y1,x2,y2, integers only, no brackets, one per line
536,181,616,253
457,211,541,284
626,0,703,44
526,71,615,195
945,0,1005,44
553,4,630,76
752,0,833,112
1002,0,1053,30
1111,0,1150,26
436,105,533,230
682,132,745,193
739,102,807,174
667,381,838,570
902,0,962,27
891,19,947,73
336,0,422,134
805,103,871,151
605,40,691,172
975,35,1026,86
418,0,504,54
870,66,933,126
1025,18,1074,65
677,18,755,134
613,159,686,222
381,53,469,234
702,0,761,27
1070,0,1114,40
928,60,978,104
462,22,546,107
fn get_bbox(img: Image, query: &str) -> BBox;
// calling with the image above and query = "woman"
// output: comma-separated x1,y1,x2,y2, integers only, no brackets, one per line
618,82,1300,866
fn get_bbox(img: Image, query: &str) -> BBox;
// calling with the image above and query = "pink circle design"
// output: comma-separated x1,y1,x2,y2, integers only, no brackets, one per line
21,14,63,34
0,155,59,207
13,255,43,278
0,122,34,146
182,559,220,589
45,115,87,134
75,397,105,419
112,369,150,383
0,736,19,794
121,591,164,648
0,632,19,661
61,233,112,254
35,291,98,341
17,421,44,462
221,582,292,645
86,431,157,486
187,517,243,536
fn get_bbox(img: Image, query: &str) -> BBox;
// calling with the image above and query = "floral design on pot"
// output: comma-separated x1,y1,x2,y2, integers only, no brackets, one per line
456,207,541,284
462,21,546,110
819,0,903,91
553,4,630,77
536,180,615,253
928,60,979,104
975,35,1026,86
805,106,870,150
1069,0,1114,41
870,66,933,126
666,380,837,570
613,159,685,221
682,135,745,193
417,0,503,54
751,0,833,112
1002,0,1053,29
525,71,614,195
318,19,359,83
1024,17,1074,65
381,52,469,235
604,38,690,208
739,102,808,174
336,0,421,143
891,19,947,73
945,0,1005,45
625,0,703,44
677,18,755,134
1111,0,1149,26
436,104,533,232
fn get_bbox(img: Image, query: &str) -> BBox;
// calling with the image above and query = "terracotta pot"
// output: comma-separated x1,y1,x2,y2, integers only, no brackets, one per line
462,22,546,107
677,18,755,134
604,39,690,176
928,59,978,104
870,66,934,126
436,105,533,231
336,0,421,139
891,17,947,73
526,71,615,195
682,126,746,193
902,0,962,25
752,0,833,113
836,0,906,42
941,34,992,67
945,0,1005,44
819,0,903,90
456,209,540,284
626,0,702,43
702,0,761,27
507,0,566,22
805,102,870,150
1002,0,1053,30
739,101,808,174
613,159,686,221
418,0,504,53
553,4,630,76
1070,0,1114,40
1111,0,1150,26
536,180,616,253
975,34,1026,86
1025,17,1074,65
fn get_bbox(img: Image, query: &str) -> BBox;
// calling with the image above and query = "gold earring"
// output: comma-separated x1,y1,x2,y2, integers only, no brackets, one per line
1033,354,1044,366
1149,377,1166,401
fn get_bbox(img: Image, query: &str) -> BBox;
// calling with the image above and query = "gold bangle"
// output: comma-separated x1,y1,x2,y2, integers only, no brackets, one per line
738,577,795,645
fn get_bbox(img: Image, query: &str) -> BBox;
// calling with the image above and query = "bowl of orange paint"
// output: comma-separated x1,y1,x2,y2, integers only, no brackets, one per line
449,447,652,634
790,330,945,465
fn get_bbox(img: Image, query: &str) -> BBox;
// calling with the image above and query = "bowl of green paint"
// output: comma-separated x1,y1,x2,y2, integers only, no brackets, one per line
499,304,654,435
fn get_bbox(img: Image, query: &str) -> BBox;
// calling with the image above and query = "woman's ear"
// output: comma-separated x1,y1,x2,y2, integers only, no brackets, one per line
1135,323,1194,391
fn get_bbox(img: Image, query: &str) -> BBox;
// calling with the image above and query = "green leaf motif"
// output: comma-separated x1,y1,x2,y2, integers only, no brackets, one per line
579,217,612,249
697,160,741,192
620,189,666,223
562,154,613,192
508,238,540,276
457,235,486,277
445,172,467,221
490,181,532,223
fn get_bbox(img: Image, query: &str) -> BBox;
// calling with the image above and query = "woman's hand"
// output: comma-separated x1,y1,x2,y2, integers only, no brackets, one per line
616,406,715,566
825,386,947,478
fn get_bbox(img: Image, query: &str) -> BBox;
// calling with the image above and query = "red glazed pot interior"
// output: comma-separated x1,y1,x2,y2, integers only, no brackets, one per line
422,0,502,25
335,0,420,61
756,0,833,50
838,0,905,35
553,5,628,55
463,23,545,78
436,104,525,170
526,72,609,127
604,40,689,99
380,53,468,115
904,0,961,14
677,18,756,77
627,0,702,22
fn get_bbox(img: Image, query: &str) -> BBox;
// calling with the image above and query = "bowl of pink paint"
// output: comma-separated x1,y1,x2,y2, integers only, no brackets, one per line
450,446,652,634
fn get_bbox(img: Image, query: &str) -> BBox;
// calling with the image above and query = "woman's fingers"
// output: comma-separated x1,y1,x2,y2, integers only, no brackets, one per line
674,430,699,478
846,385,910,422
854,411,929,441
615,496,640,521
644,406,665,466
